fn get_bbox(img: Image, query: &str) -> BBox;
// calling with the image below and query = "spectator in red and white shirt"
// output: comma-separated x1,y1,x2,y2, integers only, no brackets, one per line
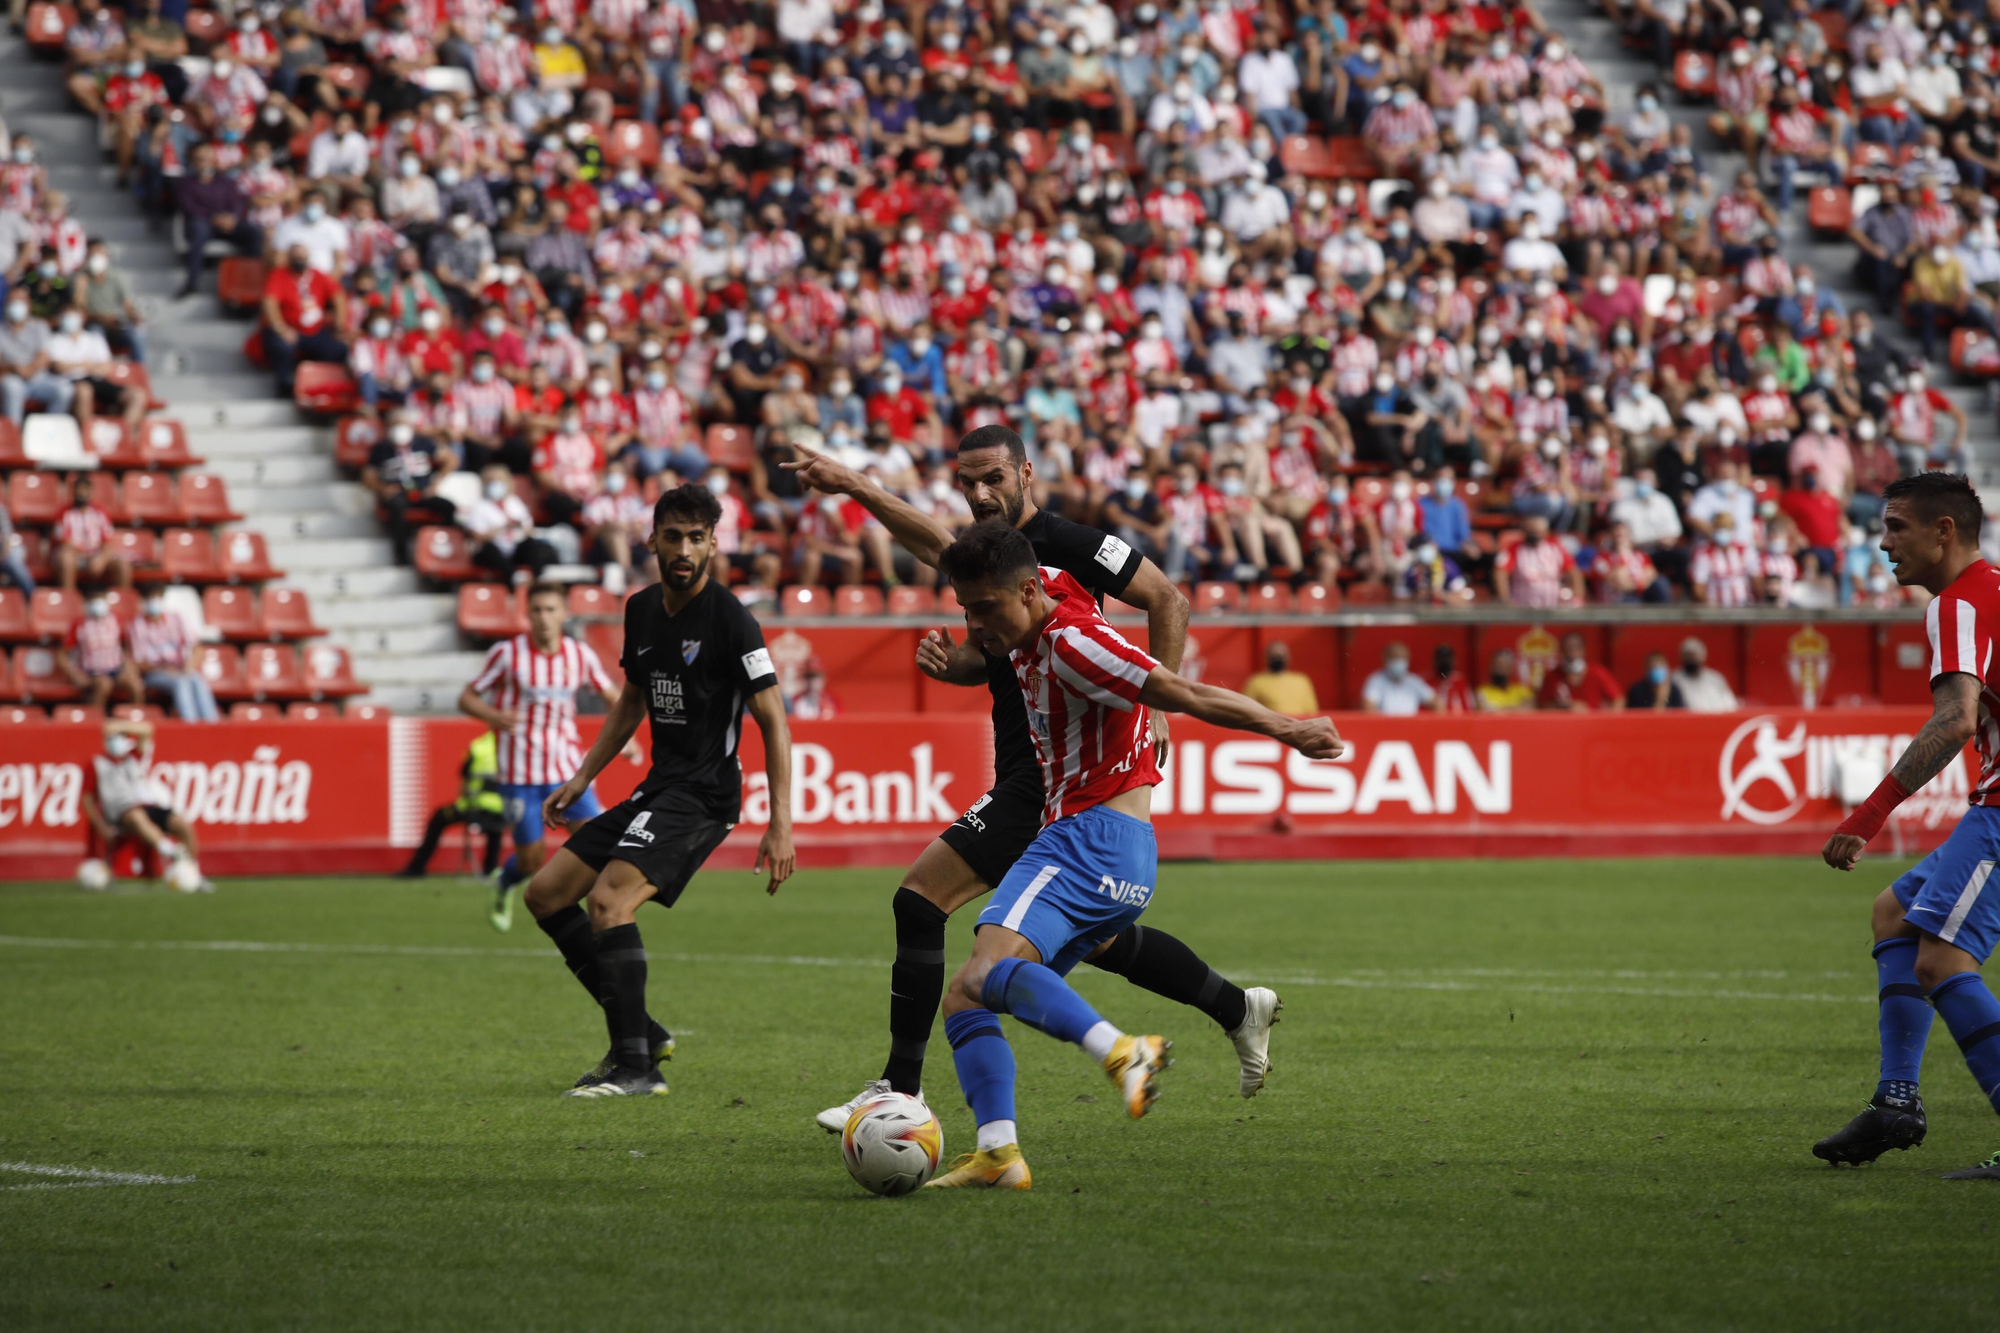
54,474,130,592
1591,521,1663,603
260,243,348,396
1494,516,1582,608
1362,82,1438,176
1537,632,1626,711
1690,512,1762,606
61,595,140,712
128,594,219,722
531,408,606,524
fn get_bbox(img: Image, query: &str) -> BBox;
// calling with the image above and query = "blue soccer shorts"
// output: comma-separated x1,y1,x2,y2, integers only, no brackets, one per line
1892,802,2000,963
498,781,603,846
977,803,1158,976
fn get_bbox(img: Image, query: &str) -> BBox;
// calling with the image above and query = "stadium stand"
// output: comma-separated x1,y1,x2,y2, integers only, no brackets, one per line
9,0,1992,719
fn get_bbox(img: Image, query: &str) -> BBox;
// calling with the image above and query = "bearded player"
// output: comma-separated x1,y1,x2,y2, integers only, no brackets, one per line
1815,473,2000,1179
788,427,1286,1135
923,521,1343,1188
521,482,796,1098
460,582,620,933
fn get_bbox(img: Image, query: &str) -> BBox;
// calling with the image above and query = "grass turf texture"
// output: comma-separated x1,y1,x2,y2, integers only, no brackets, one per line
3,858,1999,1332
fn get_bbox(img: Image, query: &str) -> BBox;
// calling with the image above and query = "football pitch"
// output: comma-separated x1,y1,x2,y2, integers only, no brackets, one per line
4,857,1999,1332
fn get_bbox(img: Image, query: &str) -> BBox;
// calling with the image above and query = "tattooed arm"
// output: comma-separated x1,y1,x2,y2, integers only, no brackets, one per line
1823,672,1981,871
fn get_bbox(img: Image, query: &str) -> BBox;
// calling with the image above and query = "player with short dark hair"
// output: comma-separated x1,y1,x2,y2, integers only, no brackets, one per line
922,521,1343,1188
521,483,796,1098
1813,472,2000,1178
459,581,621,931
788,427,1287,1136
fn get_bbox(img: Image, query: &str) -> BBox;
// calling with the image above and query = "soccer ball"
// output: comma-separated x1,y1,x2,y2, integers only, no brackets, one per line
77,859,111,892
840,1093,943,1196
164,858,203,894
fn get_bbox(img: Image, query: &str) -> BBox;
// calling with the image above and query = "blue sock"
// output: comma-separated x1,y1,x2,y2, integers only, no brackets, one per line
1874,937,1932,1104
501,853,519,882
943,1008,1015,1127
983,956,1106,1047
1930,972,2000,1115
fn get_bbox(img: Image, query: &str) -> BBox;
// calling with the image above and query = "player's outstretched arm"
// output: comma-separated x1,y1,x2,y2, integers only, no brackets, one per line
781,453,954,565
1119,559,1191,767
543,682,647,831
743,685,796,894
1823,671,1979,871
915,627,988,686
1137,668,1346,759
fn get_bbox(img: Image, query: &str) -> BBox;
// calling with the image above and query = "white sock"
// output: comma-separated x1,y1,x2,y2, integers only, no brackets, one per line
976,1119,1017,1152
1081,1021,1121,1063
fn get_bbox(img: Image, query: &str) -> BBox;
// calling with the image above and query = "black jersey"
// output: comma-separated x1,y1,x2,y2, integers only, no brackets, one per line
982,509,1146,788
621,578,779,821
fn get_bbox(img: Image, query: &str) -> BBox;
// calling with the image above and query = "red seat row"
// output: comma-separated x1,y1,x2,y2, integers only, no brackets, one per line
6,469,239,528
0,418,200,470
0,643,354,703
0,699,386,723
0,585,322,644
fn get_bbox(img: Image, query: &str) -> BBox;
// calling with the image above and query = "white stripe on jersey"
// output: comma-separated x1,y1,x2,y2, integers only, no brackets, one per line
1960,602,1978,678
469,634,613,784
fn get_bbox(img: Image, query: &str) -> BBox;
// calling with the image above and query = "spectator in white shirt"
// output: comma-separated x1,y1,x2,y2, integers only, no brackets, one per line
1608,469,1685,548
1504,172,1565,234
1220,166,1293,260
306,111,372,194
1685,457,1759,537
1499,215,1563,275
1464,129,1521,226
269,189,351,274
1671,637,1739,712
46,308,144,435
1361,641,1436,715
1610,374,1675,445
1237,29,1305,138
462,464,556,581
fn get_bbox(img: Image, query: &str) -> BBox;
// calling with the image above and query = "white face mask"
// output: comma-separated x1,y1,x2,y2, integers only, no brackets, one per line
485,480,509,500
745,324,767,345
389,423,415,445
420,309,444,332
372,318,393,339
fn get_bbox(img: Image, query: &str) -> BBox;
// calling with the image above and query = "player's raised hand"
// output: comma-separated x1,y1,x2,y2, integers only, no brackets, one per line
781,452,865,497
916,627,958,680
542,774,590,831
1282,716,1347,761
756,823,796,895
1822,832,1867,872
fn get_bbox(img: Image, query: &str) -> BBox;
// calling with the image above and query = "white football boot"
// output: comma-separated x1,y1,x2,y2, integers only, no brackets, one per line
1226,987,1283,1098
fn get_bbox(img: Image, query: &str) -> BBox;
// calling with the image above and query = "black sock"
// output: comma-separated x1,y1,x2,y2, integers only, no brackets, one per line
1091,923,1248,1032
593,923,652,1072
536,904,602,1001
881,887,948,1095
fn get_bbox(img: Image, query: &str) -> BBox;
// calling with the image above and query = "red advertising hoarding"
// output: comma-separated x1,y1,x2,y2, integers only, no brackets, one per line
0,708,1962,878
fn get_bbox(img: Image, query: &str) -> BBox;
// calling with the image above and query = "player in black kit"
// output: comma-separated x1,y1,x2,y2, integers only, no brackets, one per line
788,426,1284,1133
522,482,796,1098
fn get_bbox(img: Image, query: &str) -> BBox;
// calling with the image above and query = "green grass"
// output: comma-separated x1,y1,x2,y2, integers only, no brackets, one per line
3,858,1999,1331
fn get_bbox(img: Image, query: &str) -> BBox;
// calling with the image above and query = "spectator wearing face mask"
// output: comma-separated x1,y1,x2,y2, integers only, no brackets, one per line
1671,637,1738,712
270,187,350,273
1909,237,2000,364
1401,532,1469,603
363,409,457,565
1592,521,1666,603
1241,640,1319,716
46,304,145,439
1477,648,1535,712
1626,652,1686,711
127,594,218,722
1362,641,1434,715
261,243,348,396
1538,633,1624,712
62,594,139,713
582,460,657,593
1886,363,1968,474
1495,514,1583,608
1103,467,1177,572
0,293,73,424
462,463,554,581
77,241,144,363
1685,456,1758,539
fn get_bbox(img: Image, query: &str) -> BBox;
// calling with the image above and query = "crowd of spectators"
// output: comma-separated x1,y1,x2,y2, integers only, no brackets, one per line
44,0,1990,609
1357,630,1741,712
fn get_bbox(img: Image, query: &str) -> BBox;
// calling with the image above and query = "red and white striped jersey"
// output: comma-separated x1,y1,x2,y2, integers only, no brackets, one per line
1009,567,1163,824
1363,98,1436,149
126,611,191,670
1930,560,2000,804
56,503,116,555
1690,540,1760,607
1498,537,1574,608
67,613,124,676
470,634,615,784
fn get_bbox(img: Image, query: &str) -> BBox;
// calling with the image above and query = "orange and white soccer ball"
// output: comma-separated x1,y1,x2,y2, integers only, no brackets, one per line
840,1093,942,1196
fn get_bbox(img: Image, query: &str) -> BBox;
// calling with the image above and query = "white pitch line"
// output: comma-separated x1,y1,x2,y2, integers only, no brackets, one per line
0,935,1875,1004
0,1162,195,1190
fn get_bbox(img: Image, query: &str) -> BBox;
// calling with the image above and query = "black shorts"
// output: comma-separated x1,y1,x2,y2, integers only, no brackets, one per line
562,787,734,909
936,781,1044,889
137,804,175,829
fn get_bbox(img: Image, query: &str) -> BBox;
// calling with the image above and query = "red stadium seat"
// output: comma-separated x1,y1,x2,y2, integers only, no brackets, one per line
0,419,24,468
134,419,201,467
458,583,527,638
705,423,757,471
1247,582,1294,614
1673,49,1716,96
229,701,283,721
8,470,69,527
0,651,16,700
295,364,360,415
180,473,244,524
243,643,307,700
23,3,72,50
602,120,661,166
1193,582,1243,615
887,585,936,616
413,524,477,581
104,362,163,411
217,257,268,313
321,63,371,105
16,645,79,702
48,703,98,722
1807,186,1852,235
567,584,622,619
0,588,29,642
301,644,366,698
287,701,340,719
345,701,390,719
834,585,884,617
218,530,283,583
1953,329,2000,377
0,702,38,723
260,588,323,638
1324,137,1377,180
1296,582,1339,612
108,704,166,723
29,588,80,640
936,584,961,615
160,529,224,582
194,644,249,701
121,471,188,527
203,586,265,641
92,470,132,524
99,587,143,623
583,620,625,685
335,417,377,469
183,7,226,46
1006,128,1049,171
1278,135,1337,179
782,585,829,616
109,528,163,582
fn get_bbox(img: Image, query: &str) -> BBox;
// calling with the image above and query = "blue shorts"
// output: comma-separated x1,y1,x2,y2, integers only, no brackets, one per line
498,781,603,846
976,804,1158,976
1892,802,2000,963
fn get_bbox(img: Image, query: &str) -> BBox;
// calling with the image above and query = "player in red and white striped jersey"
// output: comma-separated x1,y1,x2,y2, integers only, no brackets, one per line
921,522,1341,1186
1814,473,2000,1178
53,475,131,592
460,583,623,923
